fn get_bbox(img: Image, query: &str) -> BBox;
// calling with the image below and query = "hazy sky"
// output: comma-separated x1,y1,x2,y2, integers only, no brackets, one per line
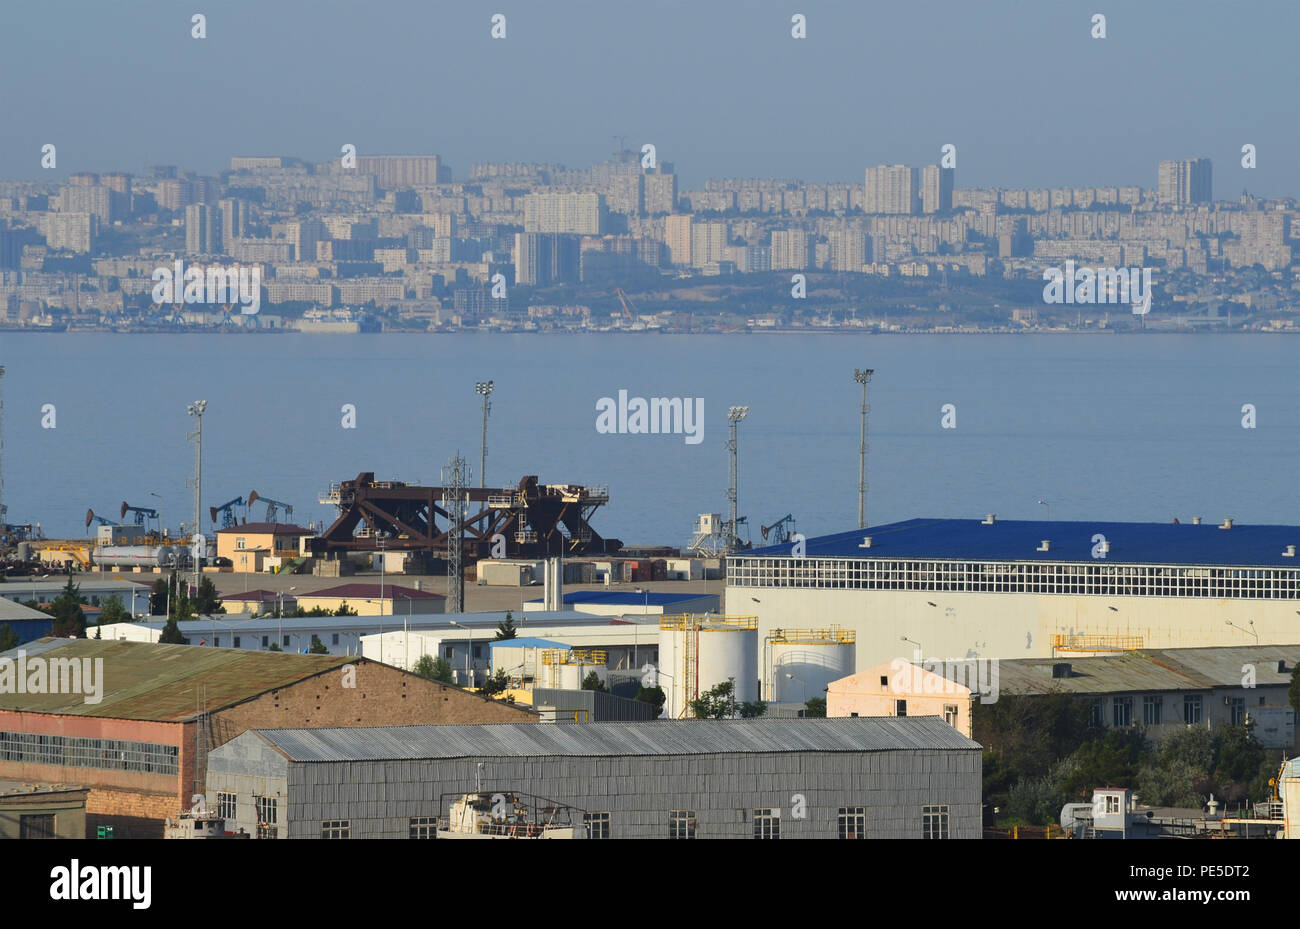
2,0,1296,196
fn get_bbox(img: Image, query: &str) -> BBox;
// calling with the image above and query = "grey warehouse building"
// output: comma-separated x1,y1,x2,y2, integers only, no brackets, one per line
206,716,981,839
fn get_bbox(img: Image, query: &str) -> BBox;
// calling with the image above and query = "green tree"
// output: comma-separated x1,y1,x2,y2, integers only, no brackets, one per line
50,575,87,638
98,595,130,628
334,600,357,616
158,617,189,645
0,623,18,652
690,678,738,719
193,576,225,615
495,611,518,640
307,636,329,654
634,685,666,716
581,670,608,692
479,668,511,696
739,700,767,718
803,696,827,718
267,641,282,652
148,578,168,615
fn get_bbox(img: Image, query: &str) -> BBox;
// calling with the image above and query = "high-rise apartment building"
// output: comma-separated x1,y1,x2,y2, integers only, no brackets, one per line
514,233,580,286
218,198,247,241
644,169,678,215
355,155,442,189
690,221,727,268
864,165,920,215
921,165,954,214
185,203,222,255
523,193,606,235
1157,158,1213,206
664,214,693,266
770,229,813,270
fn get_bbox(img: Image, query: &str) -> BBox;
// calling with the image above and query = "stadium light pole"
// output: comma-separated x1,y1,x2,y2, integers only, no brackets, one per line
854,370,873,529
476,381,494,488
726,406,749,552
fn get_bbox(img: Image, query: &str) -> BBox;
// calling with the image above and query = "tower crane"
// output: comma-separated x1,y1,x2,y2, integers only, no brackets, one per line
248,490,293,523
209,496,247,528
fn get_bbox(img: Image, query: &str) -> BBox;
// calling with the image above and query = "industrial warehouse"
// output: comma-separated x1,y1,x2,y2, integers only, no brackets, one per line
0,639,535,837
728,516,1300,670
205,716,982,839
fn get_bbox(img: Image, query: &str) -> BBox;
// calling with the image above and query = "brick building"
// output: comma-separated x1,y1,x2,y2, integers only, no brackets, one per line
0,639,536,837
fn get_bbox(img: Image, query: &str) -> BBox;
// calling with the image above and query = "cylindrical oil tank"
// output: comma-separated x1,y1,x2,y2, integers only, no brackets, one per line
658,616,758,718
771,633,856,703
95,545,177,568
544,659,606,691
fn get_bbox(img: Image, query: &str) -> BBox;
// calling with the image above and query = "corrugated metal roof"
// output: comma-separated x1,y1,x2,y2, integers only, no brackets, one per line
108,609,595,635
997,644,1300,695
250,716,980,762
745,517,1300,567
0,638,352,720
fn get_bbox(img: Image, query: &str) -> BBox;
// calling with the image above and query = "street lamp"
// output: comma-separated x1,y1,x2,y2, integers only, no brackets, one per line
634,586,649,667
186,401,207,595
1037,499,1050,521
476,381,494,489
278,586,296,649
785,672,807,704
148,491,164,541
377,535,386,615
853,369,873,529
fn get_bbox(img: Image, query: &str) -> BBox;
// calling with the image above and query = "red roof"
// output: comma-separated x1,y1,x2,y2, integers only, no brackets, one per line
305,583,445,600
215,522,312,535
219,589,298,603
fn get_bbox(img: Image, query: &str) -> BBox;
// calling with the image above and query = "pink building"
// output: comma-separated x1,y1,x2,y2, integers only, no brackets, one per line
827,660,974,738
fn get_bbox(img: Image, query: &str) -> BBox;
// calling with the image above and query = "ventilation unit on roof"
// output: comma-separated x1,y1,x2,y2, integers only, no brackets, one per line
1192,516,1202,525
1284,545,1296,558
1219,518,1234,530
858,536,873,549
1037,540,1051,552
982,514,996,525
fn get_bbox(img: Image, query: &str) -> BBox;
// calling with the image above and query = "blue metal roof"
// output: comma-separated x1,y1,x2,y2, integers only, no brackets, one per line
743,518,1300,567
525,591,713,606
488,637,569,650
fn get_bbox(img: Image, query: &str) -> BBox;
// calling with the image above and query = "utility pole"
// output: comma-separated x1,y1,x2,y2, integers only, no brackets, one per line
186,400,207,596
475,381,493,488
726,406,748,553
854,369,873,529
442,453,469,613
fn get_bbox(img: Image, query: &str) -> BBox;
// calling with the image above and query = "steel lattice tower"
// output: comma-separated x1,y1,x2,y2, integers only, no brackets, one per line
726,406,748,553
854,369,873,529
441,453,470,613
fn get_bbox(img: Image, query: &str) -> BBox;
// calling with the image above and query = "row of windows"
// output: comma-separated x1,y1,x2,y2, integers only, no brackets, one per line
586,806,946,839
210,634,342,649
229,804,948,839
729,557,1300,600
1092,694,1268,728
0,731,178,776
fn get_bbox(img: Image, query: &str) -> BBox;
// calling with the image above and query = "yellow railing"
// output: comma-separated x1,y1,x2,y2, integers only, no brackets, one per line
770,626,856,645
659,614,758,631
1050,633,1144,653
539,648,608,666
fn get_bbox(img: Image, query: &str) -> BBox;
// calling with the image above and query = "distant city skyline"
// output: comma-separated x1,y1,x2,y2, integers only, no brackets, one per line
1,0,1295,197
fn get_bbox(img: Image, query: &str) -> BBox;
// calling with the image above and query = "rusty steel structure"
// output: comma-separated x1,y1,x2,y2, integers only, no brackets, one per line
312,472,621,561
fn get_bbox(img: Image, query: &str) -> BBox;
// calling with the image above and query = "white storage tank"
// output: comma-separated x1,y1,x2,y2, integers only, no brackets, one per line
539,649,607,690
657,615,759,718
95,545,177,568
769,626,856,704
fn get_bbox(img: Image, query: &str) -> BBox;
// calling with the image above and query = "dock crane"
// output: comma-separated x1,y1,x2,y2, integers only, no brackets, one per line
614,288,639,326
120,501,159,526
209,496,247,529
248,491,293,523
760,514,797,546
